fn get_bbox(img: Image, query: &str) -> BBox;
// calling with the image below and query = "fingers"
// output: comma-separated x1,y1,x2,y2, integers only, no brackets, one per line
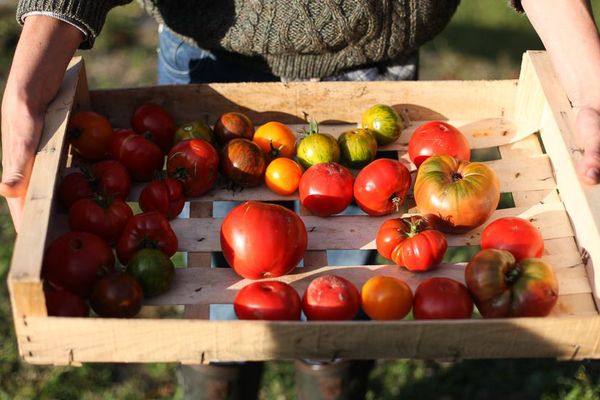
575,107,600,185
5,196,25,234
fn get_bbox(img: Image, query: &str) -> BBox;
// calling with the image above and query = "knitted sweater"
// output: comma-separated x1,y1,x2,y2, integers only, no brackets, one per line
17,0,514,79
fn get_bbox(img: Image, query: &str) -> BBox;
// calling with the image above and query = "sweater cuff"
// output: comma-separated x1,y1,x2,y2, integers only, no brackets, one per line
509,0,524,13
16,0,131,49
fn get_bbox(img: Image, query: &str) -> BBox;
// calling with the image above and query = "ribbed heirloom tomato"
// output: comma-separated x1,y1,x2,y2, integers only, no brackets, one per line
299,162,354,217
481,217,544,261
408,121,471,168
167,138,219,197
220,201,307,279
354,158,411,216
253,121,297,159
139,176,185,220
234,281,302,320
361,275,413,320
68,195,133,244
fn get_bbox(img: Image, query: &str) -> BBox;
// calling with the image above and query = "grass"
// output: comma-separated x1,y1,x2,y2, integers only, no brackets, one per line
2,0,600,399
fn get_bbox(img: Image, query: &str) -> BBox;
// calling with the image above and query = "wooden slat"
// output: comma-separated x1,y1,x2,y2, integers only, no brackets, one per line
511,189,561,207
550,294,598,317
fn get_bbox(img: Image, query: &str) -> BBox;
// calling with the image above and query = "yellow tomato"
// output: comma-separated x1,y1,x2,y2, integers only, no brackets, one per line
265,158,303,195
253,121,297,159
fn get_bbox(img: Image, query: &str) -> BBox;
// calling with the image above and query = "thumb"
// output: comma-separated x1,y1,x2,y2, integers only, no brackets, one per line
0,155,34,198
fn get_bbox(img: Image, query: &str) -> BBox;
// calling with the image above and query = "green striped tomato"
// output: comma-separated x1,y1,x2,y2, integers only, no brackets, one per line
297,132,340,169
338,128,378,169
361,104,403,146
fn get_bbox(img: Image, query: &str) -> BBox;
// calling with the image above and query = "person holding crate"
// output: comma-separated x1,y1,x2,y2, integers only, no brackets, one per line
2,0,600,399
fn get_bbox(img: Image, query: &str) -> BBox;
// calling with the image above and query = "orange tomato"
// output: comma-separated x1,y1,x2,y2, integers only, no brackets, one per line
253,121,297,159
361,276,413,320
265,158,302,195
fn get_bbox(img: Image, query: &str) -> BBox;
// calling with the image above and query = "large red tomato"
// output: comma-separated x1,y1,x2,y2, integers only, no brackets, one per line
408,121,471,168
465,249,559,318
481,217,544,261
131,103,176,154
167,139,219,197
220,138,267,187
376,216,447,272
299,162,354,217
413,277,473,320
67,111,113,161
302,275,360,321
414,155,500,233
234,281,302,320
139,176,185,220
360,275,413,320
109,129,164,182
69,196,133,245
42,232,115,297
354,158,411,216
220,201,307,279
116,211,178,265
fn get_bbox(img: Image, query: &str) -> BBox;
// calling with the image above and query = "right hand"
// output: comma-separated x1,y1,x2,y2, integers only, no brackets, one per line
0,16,82,232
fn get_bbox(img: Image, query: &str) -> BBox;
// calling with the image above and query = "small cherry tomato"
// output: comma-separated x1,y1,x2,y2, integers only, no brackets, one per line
360,275,413,320
234,281,302,321
253,121,297,159
302,275,360,321
67,111,113,161
265,158,303,196
481,217,544,261
413,277,473,320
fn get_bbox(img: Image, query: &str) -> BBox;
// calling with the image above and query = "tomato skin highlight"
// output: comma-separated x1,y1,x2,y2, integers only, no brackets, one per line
220,201,307,279
167,139,219,197
413,277,473,320
302,275,360,321
408,121,471,168
361,276,413,320
265,158,302,196
481,217,544,261
234,281,302,320
299,162,354,217
354,158,411,216
465,249,559,318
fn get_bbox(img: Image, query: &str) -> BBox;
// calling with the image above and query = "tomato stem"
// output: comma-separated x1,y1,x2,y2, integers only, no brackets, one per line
67,127,83,141
451,172,463,182
505,267,521,286
391,195,403,212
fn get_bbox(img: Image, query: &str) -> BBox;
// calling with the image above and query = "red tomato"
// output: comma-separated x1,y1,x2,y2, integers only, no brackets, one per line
89,272,143,318
68,196,133,245
481,217,544,261
302,275,360,321
42,232,115,297
220,201,307,279
116,211,178,265
360,276,413,320
299,162,354,217
354,158,411,216
139,176,185,220
465,249,559,318
376,216,447,272
234,281,302,320
131,103,176,154
58,172,93,210
109,129,164,182
167,139,219,197
67,111,113,161
408,121,471,168
45,289,90,317
414,155,500,233
214,112,254,144
220,138,267,188
413,277,473,320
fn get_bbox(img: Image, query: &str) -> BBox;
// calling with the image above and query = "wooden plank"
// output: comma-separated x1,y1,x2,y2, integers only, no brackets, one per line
16,314,600,364
511,189,561,207
550,294,598,317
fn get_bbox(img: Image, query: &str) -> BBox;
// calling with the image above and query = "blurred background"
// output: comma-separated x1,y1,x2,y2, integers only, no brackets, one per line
2,1,600,399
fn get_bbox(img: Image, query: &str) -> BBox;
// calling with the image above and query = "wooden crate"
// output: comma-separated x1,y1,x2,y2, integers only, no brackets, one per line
8,51,600,366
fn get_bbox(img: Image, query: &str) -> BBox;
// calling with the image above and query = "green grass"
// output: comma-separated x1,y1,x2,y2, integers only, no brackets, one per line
3,0,600,399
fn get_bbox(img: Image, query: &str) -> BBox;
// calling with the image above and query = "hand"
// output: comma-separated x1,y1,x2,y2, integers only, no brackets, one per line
575,106,600,184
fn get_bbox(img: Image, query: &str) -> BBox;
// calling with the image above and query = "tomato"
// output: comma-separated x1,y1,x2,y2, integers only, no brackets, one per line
360,276,413,320
116,211,178,265
220,139,267,187
338,128,378,169
167,139,219,197
174,121,215,145
299,162,354,217
131,103,176,154
220,201,307,279
354,158,411,216
89,272,143,318
376,216,447,271
361,104,403,146
253,121,297,159
139,176,185,220
58,160,131,210
408,121,471,168
67,111,113,161
413,277,473,320
265,158,303,196
296,118,340,169
234,281,302,321
481,217,544,261
69,195,133,244
414,155,500,233
45,289,90,317
109,129,164,182
42,232,115,297
465,249,559,318
302,275,360,321
126,248,175,297
214,112,254,144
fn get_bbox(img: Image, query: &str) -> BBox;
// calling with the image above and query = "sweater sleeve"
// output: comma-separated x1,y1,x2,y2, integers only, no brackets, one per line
16,0,132,49
509,0,524,13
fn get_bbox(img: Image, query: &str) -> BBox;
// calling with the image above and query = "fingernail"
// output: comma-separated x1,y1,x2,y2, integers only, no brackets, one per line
585,168,600,183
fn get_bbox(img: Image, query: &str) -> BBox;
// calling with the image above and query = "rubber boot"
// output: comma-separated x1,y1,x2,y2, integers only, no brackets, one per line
294,359,375,400
179,362,263,400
